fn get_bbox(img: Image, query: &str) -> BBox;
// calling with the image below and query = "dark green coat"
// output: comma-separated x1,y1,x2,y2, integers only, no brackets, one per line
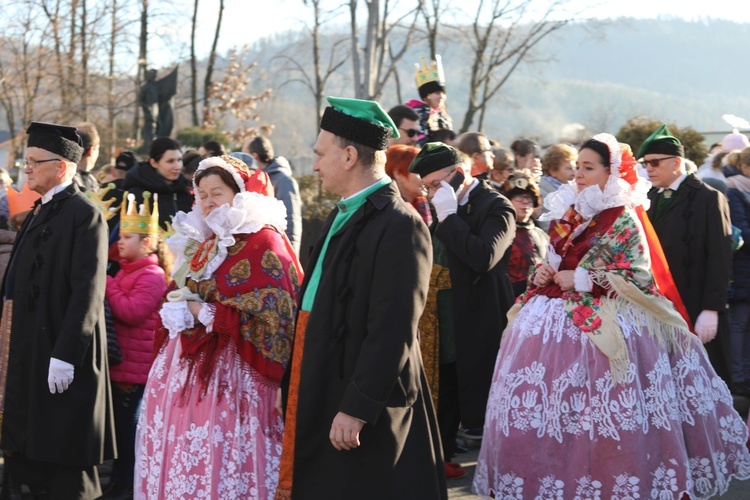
282,182,446,500
1,183,116,466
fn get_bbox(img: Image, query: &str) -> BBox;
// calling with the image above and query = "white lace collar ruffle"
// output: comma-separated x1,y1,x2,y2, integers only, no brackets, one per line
167,192,288,281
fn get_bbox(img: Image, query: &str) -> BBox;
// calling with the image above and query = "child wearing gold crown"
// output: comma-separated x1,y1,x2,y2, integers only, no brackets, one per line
103,191,169,499
406,54,453,146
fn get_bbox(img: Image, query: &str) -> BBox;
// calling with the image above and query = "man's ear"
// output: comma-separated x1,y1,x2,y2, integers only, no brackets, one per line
342,145,359,171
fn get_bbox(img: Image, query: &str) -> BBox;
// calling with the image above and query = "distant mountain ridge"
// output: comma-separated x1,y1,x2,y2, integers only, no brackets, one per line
252,17,749,170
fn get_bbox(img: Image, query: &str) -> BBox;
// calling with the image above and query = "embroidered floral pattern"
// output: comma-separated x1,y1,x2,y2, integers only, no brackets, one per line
226,259,251,287
226,240,247,256
261,250,284,281
472,296,750,499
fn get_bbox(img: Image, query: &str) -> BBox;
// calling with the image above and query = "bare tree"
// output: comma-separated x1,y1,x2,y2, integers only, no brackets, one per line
202,0,224,127
457,0,568,133
0,6,53,163
190,0,199,126
348,0,423,101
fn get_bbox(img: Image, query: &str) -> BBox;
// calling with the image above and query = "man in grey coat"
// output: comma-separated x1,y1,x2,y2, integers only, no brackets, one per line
248,136,303,255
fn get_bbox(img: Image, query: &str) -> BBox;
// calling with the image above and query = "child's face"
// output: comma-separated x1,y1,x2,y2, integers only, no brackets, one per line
118,232,148,262
425,90,446,109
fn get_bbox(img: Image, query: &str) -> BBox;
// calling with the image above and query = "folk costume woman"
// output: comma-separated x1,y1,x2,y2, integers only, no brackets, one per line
135,155,301,499
473,134,750,499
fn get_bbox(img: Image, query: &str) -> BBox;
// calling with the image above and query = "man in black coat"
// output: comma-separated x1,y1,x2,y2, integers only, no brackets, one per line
277,97,446,500
642,124,733,385
409,142,516,472
0,122,116,499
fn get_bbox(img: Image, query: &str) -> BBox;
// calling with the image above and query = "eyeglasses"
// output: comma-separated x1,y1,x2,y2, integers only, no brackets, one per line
476,149,494,155
421,168,456,195
512,195,535,205
641,156,677,168
399,127,421,138
24,158,62,170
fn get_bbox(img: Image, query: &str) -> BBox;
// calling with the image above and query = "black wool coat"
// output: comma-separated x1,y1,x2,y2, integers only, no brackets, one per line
647,174,733,383
282,182,447,500
433,180,516,429
123,162,193,230
1,183,116,466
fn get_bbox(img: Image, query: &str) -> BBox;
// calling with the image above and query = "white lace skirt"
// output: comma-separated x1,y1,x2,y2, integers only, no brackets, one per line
473,295,750,499
134,336,283,499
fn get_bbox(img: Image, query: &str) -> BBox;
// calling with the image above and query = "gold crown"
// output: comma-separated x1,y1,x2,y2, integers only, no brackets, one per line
414,54,445,89
85,183,120,221
120,191,159,236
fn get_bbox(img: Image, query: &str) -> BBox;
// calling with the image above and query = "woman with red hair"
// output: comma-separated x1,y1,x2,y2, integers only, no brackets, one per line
385,144,432,226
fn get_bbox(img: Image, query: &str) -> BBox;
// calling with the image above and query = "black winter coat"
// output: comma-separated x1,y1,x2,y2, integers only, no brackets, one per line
123,162,193,230
647,174,733,383
433,180,516,428
282,182,446,500
727,188,750,302
0,183,116,466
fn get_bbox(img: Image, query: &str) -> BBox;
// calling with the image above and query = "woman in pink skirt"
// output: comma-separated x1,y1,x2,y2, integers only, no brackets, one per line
473,134,750,499
135,155,301,499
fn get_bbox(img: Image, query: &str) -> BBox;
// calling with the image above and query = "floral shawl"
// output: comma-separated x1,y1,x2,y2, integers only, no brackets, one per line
512,206,691,383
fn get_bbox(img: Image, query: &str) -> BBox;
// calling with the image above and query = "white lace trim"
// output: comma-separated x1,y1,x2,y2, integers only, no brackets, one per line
160,301,195,339
167,192,288,282
193,156,247,195
198,303,216,333
540,174,651,222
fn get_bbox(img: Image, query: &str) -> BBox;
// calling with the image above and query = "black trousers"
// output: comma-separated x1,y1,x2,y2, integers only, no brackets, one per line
2,451,101,500
110,383,145,487
437,362,460,462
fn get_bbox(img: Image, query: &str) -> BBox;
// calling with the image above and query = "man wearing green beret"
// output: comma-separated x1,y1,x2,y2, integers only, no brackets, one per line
277,97,446,499
642,124,733,387
408,141,516,477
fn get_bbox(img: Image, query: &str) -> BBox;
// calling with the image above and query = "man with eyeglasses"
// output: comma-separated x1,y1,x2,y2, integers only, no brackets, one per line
387,104,421,147
642,123,733,388
0,122,115,498
408,142,515,479
456,132,495,181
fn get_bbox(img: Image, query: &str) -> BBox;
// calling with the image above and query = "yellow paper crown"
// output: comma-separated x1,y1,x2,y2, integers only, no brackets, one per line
414,54,445,89
85,183,120,221
120,191,159,236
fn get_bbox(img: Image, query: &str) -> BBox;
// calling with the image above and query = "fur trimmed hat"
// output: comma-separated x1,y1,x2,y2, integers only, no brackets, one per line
26,121,84,164
320,96,398,151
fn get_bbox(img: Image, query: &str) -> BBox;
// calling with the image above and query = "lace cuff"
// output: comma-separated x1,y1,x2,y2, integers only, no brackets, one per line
198,303,216,333
574,267,594,292
159,301,195,339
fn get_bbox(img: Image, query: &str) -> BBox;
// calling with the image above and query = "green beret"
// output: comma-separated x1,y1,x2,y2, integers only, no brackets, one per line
320,96,398,151
408,142,463,176
637,124,684,159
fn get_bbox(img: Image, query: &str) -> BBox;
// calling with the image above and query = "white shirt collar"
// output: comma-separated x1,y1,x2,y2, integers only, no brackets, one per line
341,176,390,202
458,177,479,206
658,173,687,193
41,180,72,204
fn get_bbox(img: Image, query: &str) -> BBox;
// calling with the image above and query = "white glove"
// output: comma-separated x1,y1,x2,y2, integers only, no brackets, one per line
48,357,75,394
694,310,718,344
432,180,458,222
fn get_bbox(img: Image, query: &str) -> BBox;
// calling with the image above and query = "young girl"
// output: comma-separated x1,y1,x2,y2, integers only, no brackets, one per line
104,192,168,499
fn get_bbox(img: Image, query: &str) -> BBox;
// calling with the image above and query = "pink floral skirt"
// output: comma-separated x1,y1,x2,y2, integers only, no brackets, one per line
135,336,283,499
473,296,750,499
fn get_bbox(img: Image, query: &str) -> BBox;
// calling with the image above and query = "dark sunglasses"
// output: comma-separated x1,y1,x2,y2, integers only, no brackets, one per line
399,127,420,138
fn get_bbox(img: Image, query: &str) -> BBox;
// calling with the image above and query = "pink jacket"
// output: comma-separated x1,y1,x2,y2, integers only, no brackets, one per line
105,254,166,384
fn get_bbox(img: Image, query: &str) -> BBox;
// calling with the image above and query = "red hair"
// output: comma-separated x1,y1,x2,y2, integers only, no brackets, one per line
385,145,420,178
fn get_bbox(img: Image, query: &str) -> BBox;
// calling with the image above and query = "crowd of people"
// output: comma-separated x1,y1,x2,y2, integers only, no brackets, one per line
0,53,749,500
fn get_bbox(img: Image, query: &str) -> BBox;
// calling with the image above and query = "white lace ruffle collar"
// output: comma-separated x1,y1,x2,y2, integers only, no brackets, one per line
167,191,288,281
540,174,651,222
